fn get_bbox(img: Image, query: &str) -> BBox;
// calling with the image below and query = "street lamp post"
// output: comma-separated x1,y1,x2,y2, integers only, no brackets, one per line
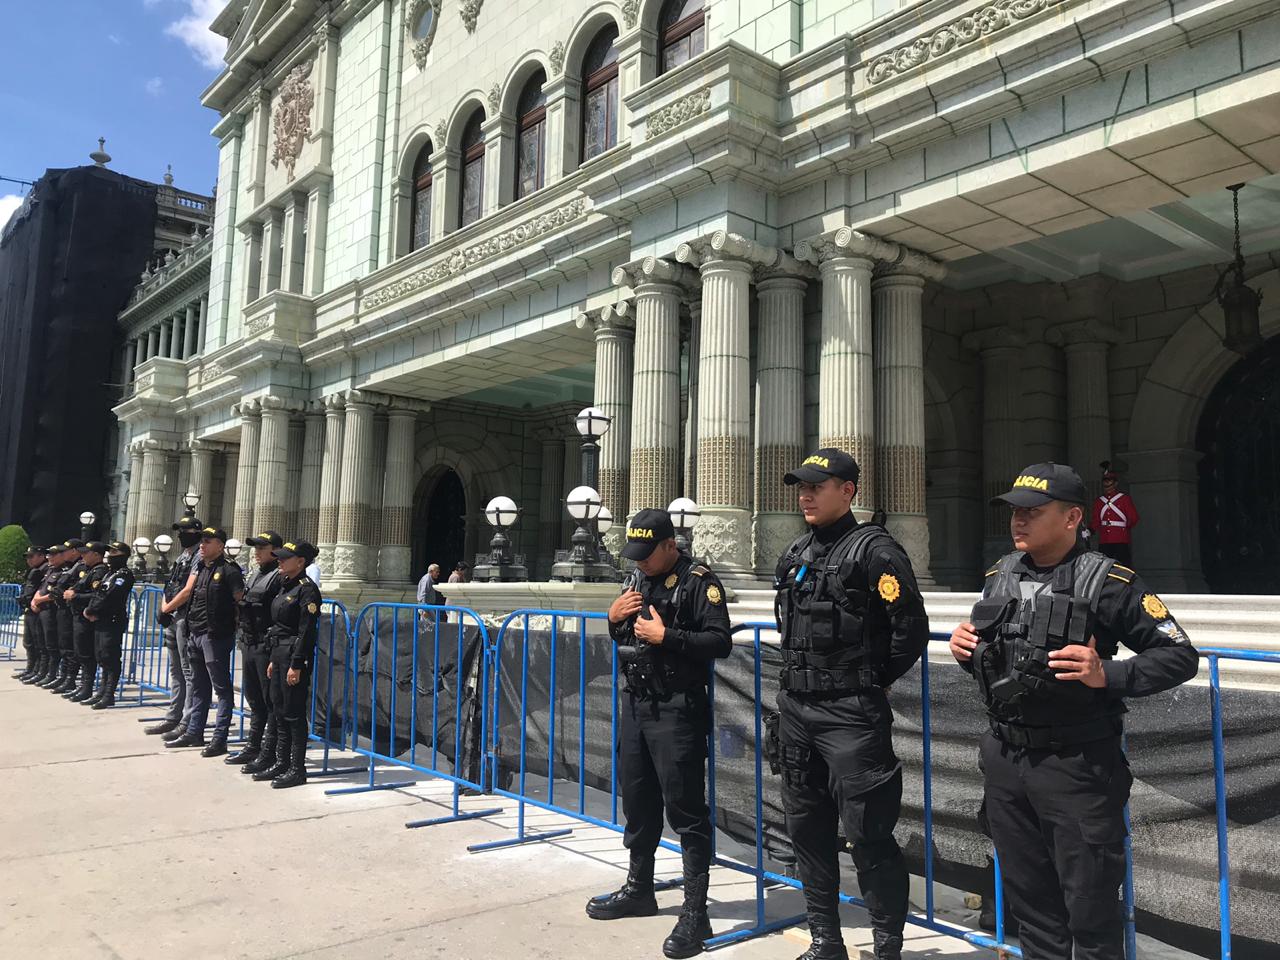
153,533,173,580
79,511,96,541
472,496,529,582
551,485,618,582
667,497,702,557
132,537,151,579
225,538,243,571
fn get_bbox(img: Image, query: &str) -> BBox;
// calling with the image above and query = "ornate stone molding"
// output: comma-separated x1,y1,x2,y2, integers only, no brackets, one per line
645,88,711,140
434,118,448,146
271,61,315,181
549,41,565,77
795,227,898,266
200,361,224,384
322,392,346,412
622,0,640,29
459,0,483,34
245,313,271,336
486,83,501,114
406,0,441,70
867,0,1068,85
573,298,635,334
611,257,698,290
362,197,590,309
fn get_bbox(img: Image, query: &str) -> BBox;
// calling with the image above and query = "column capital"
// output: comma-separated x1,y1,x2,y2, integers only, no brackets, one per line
232,398,262,418
322,392,346,413
386,395,431,415
612,257,697,291
343,388,380,409
1045,318,1123,348
795,227,896,266
259,394,306,414
141,438,178,453
575,300,636,336
962,326,1026,355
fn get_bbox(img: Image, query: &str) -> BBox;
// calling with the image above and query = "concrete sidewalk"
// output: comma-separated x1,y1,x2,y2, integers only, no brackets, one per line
0,670,983,960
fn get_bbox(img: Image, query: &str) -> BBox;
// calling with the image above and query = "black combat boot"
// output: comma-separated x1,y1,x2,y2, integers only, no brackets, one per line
271,721,310,789
85,671,108,706
662,873,712,958
68,669,95,702
242,724,277,775
225,723,263,765
795,921,849,960
253,724,292,781
162,725,188,742
201,736,228,758
871,931,903,960
145,719,179,735
20,654,45,683
92,673,118,710
38,660,65,688
54,659,78,694
165,729,207,748
585,851,659,920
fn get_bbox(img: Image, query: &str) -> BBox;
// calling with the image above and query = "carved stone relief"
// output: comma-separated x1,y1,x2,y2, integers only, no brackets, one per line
271,61,315,181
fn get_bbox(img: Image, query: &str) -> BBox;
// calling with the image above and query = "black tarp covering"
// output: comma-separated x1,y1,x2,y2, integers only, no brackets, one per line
482,624,1279,960
0,166,158,541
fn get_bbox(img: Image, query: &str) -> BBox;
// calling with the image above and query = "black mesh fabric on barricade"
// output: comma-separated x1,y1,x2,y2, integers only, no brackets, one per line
309,609,352,747
490,625,1279,959
348,607,485,784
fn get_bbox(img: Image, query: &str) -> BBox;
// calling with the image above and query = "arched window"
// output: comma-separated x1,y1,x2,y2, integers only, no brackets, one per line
459,110,485,228
660,0,705,74
410,140,434,251
581,24,620,164
515,70,547,200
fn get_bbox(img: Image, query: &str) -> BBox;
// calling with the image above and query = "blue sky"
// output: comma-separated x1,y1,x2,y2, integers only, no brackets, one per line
0,0,226,226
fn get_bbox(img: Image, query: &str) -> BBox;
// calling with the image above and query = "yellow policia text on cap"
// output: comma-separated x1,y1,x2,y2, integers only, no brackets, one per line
802,455,831,468
1012,475,1050,491
626,527,654,540
285,542,296,550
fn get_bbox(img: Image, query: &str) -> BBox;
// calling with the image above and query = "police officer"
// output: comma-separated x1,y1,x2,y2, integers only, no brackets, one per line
949,463,1199,960
16,545,48,682
585,509,731,960
147,514,203,738
83,542,135,710
259,539,323,789
228,530,283,771
162,527,245,755
38,539,87,693
31,542,75,687
773,449,929,960
64,541,110,702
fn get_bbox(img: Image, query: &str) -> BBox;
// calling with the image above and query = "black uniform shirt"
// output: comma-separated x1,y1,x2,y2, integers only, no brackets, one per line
780,512,930,685
87,566,136,626
978,550,1199,698
239,562,281,644
164,547,198,620
186,556,245,638
608,553,732,661
54,561,88,608
268,574,323,670
69,562,110,614
20,563,47,612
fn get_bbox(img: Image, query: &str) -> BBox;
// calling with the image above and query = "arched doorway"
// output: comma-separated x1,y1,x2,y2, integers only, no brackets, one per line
411,468,467,581
1197,336,1280,594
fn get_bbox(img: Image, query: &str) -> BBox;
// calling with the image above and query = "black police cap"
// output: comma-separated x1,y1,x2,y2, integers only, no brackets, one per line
199,526,228,542
273,539,318,562
64,538,86,552
783,447,860,486
245,530,284,548
106,541,132,558
991,463,1089,507
173,514,204,532
25,545,47,556
82,541,110,555
621,509,676,561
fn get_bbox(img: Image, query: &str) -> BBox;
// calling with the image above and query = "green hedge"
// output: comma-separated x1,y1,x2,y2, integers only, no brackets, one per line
0,524,31,584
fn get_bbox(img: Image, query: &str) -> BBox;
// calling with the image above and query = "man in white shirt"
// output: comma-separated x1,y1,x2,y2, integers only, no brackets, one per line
416,564,441,606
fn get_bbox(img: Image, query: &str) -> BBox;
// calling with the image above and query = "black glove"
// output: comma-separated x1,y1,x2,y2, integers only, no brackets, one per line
157,610,174,628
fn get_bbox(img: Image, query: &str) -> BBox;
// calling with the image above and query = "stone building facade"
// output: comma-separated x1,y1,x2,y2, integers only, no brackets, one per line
112,0,1280,593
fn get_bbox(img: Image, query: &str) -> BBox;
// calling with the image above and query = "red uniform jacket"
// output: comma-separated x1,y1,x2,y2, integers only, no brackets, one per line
1091,492,1139,545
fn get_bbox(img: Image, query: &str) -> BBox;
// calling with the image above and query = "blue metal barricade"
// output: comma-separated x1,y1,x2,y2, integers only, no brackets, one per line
305,598,358,775
0,582,20,660
115,585,170,709
327,601,503,830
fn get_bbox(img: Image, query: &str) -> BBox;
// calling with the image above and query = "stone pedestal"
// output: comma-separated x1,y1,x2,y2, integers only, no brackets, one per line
753,274,808,573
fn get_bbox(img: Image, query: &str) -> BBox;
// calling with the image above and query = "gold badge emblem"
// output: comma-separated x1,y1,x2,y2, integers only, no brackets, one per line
213,572,222,582
665,573,678,589
878,573,901,604
706,585,722,605
92,581,100,589
307,602,318,614
1142,594,1168,620
79,571,86,578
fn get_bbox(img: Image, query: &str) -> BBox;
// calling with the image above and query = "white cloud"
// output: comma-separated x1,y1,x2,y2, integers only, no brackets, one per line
145,76,165,96
108,33,122,45
165,0,227,69
0,194,24,231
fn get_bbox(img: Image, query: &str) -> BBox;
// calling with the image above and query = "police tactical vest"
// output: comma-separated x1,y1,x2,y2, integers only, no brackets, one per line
774,522,895,694
971,550,1122,748
620,560,713,699
240,565,280,645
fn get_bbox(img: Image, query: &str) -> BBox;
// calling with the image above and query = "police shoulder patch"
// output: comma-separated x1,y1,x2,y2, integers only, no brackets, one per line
664,573,678,589
877,573,901,604
1141,594,1169,620
706,584,722,605
92,581,100,588
79,571,86,578
307,602,318,614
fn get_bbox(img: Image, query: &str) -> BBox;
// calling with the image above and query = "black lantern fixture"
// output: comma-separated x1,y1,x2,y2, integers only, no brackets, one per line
472,495,529,582
1215,183,1263,356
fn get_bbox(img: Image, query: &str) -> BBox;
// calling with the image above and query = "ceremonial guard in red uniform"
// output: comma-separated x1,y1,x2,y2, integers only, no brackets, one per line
1089,463,1139,566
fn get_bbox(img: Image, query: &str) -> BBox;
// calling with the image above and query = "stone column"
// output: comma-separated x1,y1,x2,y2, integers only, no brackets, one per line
334,392,377,579
796,229,899,518
169,315,184,359
304,183,330,296
173,449,192,524
1048,319,1122,496
753,272,809,573
683,302,701,498
963,327,1027,562
281,192,307,294
182,303,198,358
536,433,565,579
579,302,634,553
614,258,695,515
189,440,214,511
146,326,161,361
120,339,137,387
124,443,144,545
378,403,421,582
135,440,171,543
219,450,238,534
873,257,945,583
284,416,306,535
241,224,263,304
317,394,346,559
690,256,754,573
232,399,262,541
297,405,325,543
159,319,172,359
262,209,284,294
197,296,209,355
